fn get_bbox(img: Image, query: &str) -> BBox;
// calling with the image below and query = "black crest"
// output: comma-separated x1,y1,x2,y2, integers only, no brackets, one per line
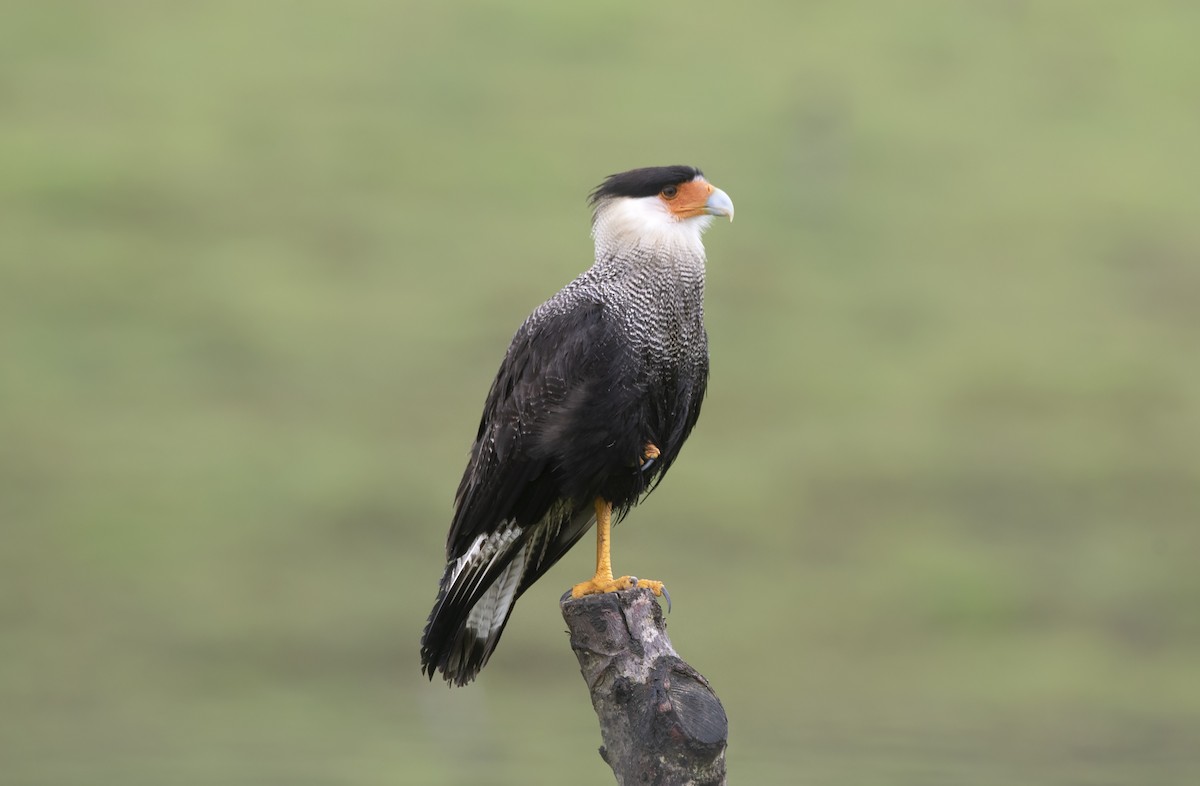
589,165,704,205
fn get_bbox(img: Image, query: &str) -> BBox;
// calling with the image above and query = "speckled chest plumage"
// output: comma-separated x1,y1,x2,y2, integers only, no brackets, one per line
528,243,708,387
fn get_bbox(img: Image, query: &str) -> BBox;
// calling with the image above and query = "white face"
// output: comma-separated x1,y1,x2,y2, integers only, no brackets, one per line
591,178,716,257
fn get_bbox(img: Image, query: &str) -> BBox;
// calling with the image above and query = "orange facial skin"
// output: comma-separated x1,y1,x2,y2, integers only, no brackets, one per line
659,177,718,220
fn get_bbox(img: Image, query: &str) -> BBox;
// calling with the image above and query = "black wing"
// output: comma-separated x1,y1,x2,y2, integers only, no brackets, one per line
421,294,709,685
421,299,647,684
448,299,633,551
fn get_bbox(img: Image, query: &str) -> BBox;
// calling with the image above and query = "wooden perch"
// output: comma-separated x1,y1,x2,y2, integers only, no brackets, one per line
560,588,728,786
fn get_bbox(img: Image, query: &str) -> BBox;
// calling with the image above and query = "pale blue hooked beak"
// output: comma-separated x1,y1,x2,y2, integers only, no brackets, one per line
705,187,735,221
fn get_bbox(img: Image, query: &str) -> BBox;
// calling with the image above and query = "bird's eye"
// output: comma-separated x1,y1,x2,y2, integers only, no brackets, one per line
660,185,678,200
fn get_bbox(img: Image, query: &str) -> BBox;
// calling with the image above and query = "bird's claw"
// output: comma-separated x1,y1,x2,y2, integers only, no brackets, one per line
639,443,662,473
570,575,669,610
634,578,670,612
571,574,638,597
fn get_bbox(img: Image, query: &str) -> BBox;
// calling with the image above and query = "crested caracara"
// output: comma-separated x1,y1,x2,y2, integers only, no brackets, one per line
420,165,734,686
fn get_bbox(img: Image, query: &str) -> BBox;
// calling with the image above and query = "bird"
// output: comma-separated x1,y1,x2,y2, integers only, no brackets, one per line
420,165,734,686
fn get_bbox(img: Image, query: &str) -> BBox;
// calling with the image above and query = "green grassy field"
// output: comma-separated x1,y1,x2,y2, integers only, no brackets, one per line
3,1,1199,783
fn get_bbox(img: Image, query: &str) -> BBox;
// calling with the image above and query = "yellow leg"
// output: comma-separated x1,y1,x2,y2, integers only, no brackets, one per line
570,497,667,600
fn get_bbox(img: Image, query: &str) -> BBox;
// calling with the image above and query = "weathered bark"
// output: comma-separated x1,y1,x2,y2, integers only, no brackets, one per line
560,588,728,786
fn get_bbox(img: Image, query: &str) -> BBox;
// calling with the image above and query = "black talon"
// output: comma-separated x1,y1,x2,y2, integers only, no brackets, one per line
662,585,671,613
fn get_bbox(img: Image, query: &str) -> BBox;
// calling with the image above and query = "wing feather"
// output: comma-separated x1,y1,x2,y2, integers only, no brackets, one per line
421,296,709,685
422,299,633,684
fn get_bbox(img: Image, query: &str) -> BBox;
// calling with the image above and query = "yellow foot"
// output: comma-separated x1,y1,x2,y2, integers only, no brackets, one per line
571,575,634,597
570,575,670,609
640,443,661,471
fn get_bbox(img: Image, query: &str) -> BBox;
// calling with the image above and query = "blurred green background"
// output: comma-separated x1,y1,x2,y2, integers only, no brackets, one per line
4,1,1199,783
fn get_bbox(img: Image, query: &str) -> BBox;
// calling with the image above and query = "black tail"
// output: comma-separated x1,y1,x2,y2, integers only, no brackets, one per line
420,530,530,686
420,507,596,686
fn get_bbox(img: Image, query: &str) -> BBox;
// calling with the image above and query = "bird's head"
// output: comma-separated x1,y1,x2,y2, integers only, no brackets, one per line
589,166,734,256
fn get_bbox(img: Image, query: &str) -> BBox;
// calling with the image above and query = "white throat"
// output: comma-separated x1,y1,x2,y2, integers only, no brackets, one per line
591,196,713,261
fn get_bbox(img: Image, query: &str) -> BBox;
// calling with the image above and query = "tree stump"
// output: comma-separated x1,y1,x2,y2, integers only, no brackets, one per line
560,588,728,786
